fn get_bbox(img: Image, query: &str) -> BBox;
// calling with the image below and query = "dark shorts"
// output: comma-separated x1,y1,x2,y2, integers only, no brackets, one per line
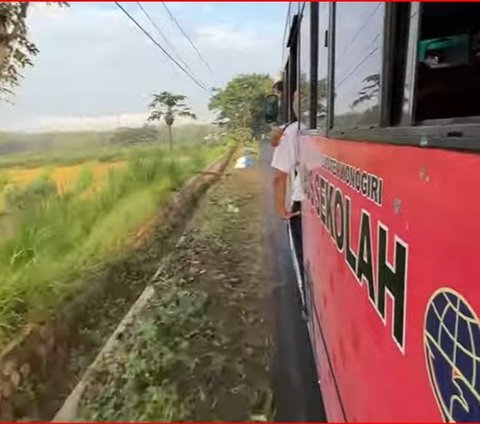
290,201,304,280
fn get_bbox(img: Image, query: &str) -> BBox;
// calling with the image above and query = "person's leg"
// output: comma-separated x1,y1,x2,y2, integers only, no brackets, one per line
290,202,304,274
290,201,305,313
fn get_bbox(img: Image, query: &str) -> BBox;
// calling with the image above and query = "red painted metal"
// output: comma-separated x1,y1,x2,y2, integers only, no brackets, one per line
300,134,480,421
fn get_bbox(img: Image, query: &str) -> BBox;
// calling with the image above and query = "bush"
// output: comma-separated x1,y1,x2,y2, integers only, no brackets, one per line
127,152,165,184
5,175,56,211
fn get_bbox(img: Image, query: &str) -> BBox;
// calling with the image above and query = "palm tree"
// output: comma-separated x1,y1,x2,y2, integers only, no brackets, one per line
147,91,197,151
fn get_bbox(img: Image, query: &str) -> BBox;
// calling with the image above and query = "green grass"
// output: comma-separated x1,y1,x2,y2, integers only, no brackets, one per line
78,285,207,421
0,143,227,345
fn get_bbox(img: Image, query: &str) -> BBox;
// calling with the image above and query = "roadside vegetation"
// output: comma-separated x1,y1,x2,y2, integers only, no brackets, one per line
0,126,226,346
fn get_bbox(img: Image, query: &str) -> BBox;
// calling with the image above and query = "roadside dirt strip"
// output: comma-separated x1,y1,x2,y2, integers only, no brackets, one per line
54,147,274,421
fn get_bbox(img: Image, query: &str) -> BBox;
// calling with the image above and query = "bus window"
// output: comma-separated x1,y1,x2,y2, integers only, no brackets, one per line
286,15,299,123
386,3,412,127
299,4,312,128
415,3,480,122
317,2,329,132
333,3,385,130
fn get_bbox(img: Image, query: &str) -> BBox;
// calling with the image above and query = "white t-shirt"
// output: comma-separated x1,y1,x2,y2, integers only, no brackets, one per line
271,121,304,206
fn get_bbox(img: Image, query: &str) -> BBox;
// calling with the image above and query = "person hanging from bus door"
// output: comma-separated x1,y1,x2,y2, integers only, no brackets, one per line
271,90,306,311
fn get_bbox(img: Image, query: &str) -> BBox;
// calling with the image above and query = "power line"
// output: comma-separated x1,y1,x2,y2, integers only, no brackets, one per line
161,2,215,75
335,46,379,90
335,3,381,67
335,31,380,85
114,1,208,91
136,2,192,73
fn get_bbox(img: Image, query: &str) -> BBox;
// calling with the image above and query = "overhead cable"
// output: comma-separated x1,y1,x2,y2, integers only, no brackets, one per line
114,1,208,91
161,2,215,75
136,2,192,73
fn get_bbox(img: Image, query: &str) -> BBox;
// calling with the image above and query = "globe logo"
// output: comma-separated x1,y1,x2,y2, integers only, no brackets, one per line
424,289,480,422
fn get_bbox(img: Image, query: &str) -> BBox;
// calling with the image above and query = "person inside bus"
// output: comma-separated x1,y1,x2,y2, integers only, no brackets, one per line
271,90,305,284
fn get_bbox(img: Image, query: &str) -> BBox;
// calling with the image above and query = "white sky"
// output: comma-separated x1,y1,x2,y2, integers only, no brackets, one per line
0,2,287,132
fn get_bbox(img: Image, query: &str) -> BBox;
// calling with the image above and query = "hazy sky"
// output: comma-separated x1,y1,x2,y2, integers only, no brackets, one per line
0,2,287,132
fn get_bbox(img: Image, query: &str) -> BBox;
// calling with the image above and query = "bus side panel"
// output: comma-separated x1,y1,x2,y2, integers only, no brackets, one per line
309,303,345,421
301,134,480,421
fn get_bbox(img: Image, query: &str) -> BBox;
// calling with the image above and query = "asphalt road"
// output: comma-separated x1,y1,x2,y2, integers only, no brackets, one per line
259,141,327,422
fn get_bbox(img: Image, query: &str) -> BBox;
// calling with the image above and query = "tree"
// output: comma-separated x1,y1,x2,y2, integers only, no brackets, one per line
110,125,159,146
349,73,381,126
147,91,196,151
299,73,328,126
317,78,328,115
208,73,273,141
351,73,380,110
0,2,67,102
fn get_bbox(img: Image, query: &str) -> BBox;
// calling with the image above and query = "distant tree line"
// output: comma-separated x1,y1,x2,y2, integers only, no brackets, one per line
110,126,160,146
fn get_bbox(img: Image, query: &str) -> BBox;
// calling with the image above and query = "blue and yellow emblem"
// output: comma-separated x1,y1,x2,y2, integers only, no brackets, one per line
424,289,480,422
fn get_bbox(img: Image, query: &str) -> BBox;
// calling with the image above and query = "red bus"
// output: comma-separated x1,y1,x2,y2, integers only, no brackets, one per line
267,2,480,421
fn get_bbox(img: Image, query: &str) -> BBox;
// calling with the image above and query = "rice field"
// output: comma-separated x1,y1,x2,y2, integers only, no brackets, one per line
0,161,126,213
8,160,125,190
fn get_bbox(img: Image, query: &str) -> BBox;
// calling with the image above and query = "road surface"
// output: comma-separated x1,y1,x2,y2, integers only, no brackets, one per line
259,140,327,422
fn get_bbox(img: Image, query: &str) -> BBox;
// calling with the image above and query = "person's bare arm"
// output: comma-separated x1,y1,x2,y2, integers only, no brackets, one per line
273,169,300,219
270,127,284,147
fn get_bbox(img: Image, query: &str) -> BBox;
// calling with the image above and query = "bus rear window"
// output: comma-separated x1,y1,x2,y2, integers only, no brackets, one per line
415,4,480,122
